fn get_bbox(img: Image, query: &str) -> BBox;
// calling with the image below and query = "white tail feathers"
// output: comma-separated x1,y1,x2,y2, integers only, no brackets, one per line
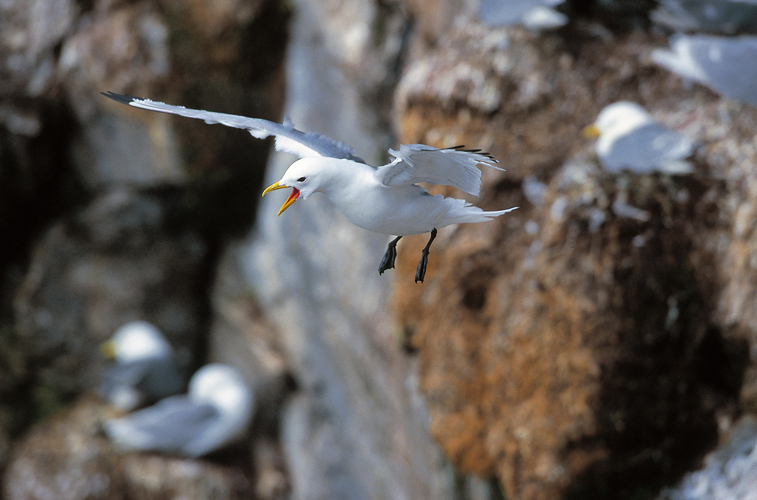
444,200,518,225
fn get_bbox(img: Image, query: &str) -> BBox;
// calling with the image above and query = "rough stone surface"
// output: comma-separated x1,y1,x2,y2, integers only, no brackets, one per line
3,4,304,494
13,189,207,399
209,245,294,435
401,0,476,47
0,0,77,100
1,1,289,495
296,0,410,113
233,0,473,499
658,416,757,500
2,397,254,500
392,19,757,500
0,0,288,319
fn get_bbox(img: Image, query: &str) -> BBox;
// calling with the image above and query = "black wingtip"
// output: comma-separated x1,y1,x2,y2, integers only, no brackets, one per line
100,91,143,105
447,145,498,161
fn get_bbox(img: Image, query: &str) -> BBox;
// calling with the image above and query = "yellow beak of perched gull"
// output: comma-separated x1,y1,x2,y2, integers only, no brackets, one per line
99,320,184,412
102,91,518,283
583,101,694,175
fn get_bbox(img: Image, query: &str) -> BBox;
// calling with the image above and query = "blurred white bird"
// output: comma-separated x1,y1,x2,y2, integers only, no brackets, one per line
102,92,517,283
652,0,757,35
104,363,254,457
100,321,184,411
478,0,568,30
652,34,757,106
582,101,695,175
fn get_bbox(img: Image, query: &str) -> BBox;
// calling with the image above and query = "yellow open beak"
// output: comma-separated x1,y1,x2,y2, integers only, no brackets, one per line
581,124,601,139
262,181,287,197
262,181,300,217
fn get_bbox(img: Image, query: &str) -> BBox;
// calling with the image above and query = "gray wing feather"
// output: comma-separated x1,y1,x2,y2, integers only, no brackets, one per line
603,123,694,174
652,0,757,35
652,35,757,106
101,92,364,162
104,396,219,454
374,144,503,196
100,358,183,402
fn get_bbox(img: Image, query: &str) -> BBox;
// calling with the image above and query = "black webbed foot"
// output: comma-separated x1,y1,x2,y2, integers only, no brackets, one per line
414,228,437,284
414,257,428,283
378,236,402,275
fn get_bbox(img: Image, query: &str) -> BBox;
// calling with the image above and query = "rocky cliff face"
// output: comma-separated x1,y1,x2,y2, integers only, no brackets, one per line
1,0,288,402
2,0,757,499
391,21,756,499
1,0,289,497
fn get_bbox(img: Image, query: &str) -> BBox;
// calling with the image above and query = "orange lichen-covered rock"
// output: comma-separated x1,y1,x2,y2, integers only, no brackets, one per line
393,23,753,500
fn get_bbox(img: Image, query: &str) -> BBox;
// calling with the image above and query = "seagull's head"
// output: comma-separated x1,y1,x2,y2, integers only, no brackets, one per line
261,158,332,216
583,101,653,140
190,363,253,417
101,321,173,363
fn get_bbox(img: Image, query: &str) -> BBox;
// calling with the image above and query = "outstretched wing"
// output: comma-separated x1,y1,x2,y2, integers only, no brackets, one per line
101,92,364,162
374,144,503,196
604,122,694,174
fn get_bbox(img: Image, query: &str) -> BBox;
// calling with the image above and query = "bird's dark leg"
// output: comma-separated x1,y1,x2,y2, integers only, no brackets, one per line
378,236,402,275
415,228,437,284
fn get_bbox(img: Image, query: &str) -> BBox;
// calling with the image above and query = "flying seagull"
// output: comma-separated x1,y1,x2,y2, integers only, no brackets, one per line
102,92,517,283
100,321,184,411
104,363,254,457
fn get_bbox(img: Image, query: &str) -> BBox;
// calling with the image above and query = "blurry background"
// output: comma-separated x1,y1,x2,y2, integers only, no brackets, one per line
1,0,757,499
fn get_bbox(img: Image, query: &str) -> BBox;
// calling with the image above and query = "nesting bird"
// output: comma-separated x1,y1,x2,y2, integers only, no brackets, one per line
477,0,568,30
104,363,254,457
582,101,695,175
102,92,517,283
652,35,757,107
100,321,184,411
652,0,757,35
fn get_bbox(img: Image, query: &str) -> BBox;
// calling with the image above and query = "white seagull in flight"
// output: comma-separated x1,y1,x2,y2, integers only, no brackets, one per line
102,92,517,283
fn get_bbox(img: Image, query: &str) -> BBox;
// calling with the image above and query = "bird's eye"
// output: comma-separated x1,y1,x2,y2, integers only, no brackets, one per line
297,176,306,182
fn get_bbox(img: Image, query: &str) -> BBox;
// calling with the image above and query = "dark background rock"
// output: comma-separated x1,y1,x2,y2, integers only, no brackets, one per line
13,188,207,401
1,0,287,429
658,415,757,500
1,0,289,496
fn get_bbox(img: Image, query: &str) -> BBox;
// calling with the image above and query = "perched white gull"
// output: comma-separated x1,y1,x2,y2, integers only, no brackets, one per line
100,321,184,411
102,92,517,283
582,101,695,175
652,0,757,35
478,0,568,30
104,363,254,457
651,34,757,106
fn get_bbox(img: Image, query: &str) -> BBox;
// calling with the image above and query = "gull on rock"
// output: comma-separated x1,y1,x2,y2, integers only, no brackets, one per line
582,101,695,175
100,321,184,411
477,0,568,30
652,34,757,107
104,363,254,457
102,92,517,283
652,0,757,35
